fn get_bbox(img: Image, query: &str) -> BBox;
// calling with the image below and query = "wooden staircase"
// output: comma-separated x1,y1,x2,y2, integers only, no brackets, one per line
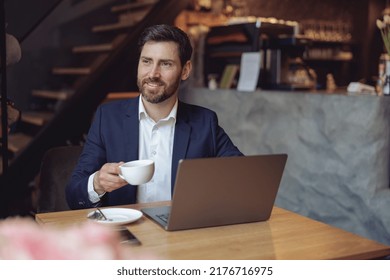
21,0,159,148
0,0,189,217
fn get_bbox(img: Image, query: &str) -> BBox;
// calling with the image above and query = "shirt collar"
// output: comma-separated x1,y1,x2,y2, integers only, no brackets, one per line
138,97,178,122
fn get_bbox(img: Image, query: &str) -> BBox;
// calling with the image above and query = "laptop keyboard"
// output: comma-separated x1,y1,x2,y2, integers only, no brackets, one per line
156,213,170,224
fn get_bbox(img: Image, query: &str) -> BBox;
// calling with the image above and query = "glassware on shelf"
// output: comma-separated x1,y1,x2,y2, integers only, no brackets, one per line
300,19,352,42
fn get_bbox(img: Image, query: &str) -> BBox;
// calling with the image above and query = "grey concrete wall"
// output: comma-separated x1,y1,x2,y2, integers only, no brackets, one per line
180,88,390,246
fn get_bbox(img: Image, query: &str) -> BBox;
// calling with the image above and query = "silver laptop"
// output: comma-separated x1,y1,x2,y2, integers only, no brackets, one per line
141,154,287,231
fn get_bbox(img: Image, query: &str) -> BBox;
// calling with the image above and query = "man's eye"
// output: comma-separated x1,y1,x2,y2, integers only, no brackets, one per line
142,59,151,64
161,62,172,67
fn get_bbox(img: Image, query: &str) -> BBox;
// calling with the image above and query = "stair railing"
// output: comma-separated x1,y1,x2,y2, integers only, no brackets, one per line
1,0,9,174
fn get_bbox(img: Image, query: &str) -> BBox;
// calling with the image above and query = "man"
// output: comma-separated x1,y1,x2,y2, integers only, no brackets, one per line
66,24,242,209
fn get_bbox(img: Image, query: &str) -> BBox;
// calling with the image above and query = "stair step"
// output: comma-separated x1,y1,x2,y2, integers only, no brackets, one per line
92,20,136,33
8,133,33,154
105,92,140,102
72,43,114,53
32,89,73,100
21,111,54,126
72,34,127,53
111,0,157,13
118,9,150,23
52,67,92,75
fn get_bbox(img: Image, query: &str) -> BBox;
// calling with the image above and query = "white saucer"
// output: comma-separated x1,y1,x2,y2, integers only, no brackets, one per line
87,208,143,226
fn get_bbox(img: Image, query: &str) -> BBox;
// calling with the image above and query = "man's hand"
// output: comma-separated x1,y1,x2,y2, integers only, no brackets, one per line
93,162,126,195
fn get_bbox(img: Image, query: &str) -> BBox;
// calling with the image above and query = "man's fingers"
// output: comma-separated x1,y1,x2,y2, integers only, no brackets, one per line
96,162,127,193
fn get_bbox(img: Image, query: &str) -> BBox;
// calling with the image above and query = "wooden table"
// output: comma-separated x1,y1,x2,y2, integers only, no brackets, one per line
35,202,390,260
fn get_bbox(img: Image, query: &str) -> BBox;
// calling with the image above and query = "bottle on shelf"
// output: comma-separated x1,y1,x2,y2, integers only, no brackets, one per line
376,54,386,96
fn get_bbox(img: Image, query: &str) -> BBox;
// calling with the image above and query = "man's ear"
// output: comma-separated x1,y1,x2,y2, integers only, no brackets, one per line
181,60,192,81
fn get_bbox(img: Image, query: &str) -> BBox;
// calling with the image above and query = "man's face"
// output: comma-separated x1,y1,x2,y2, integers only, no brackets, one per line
137,41,190,104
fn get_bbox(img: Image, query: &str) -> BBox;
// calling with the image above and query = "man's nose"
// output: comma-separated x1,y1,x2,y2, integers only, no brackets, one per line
148,65,161,78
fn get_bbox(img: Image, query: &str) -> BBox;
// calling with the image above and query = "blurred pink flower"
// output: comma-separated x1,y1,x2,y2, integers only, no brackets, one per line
0,217,127,259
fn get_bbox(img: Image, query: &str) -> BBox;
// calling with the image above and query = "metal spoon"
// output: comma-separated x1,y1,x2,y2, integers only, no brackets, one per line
87,208,112,221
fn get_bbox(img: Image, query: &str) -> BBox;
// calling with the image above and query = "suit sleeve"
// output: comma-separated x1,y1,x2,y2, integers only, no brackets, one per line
66,106,107,209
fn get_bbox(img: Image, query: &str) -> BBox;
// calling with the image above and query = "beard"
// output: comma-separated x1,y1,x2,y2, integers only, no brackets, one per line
137,76,181,104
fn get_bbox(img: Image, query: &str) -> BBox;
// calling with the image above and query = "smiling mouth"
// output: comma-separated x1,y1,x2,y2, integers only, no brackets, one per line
145,82,162,87
144,79,165,88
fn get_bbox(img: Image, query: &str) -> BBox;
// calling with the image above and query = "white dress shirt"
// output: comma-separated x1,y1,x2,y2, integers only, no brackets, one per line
87,97,177,203
137,98,176,202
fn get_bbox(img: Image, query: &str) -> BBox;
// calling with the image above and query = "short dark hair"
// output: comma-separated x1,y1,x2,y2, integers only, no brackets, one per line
138,24,193,67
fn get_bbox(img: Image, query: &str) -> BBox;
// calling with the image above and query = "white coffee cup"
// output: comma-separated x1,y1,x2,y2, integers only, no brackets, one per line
119,159,154,185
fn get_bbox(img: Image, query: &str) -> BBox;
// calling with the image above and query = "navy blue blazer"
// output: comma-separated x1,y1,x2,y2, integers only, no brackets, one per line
66,96,243,209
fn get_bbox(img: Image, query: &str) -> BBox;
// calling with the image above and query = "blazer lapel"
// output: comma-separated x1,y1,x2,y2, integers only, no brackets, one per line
171,102,191,192
122,97,140,161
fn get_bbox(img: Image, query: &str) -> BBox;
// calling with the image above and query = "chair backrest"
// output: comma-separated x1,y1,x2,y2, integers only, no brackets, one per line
36,145,83,213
